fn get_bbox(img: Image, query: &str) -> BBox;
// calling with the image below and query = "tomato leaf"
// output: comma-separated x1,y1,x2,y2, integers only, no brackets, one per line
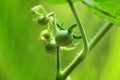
87,0,120,26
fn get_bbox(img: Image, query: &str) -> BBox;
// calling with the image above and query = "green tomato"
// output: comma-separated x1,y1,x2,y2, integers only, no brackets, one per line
37,15,49,26
55,30,73,46
45,40,57,54
39,29,51,41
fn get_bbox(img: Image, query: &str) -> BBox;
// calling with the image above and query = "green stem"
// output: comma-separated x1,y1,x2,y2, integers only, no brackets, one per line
56,46,60,72
60,0,89,79
55,0,114,80
81,0,115,18
60,22,113,80
56,46,65,80
46,12,54,17
33,11,43,16
57,0,114,80
89,22,113,51
67,0,88,53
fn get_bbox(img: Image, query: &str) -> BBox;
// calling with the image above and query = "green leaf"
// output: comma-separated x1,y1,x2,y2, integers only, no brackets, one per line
85,0,120,26
45,0,66,4
45,0,78,4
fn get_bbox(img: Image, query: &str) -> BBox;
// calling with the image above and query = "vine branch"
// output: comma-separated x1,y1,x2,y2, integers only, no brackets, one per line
60,22,113,80
55,0,114,80
56,46,60,72
89,22,113,51
57,0,114,80
60,0,89,79
66,0,89,54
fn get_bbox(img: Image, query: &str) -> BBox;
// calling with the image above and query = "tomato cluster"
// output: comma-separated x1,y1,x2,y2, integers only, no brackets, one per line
31,5,82,54
39,29,57,54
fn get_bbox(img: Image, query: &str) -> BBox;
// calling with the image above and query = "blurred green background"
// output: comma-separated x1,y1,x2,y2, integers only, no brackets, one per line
0,0,120,80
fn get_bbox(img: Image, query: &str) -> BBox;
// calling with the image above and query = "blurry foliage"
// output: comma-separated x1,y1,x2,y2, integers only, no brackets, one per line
0,0,120,80
93,0,120,26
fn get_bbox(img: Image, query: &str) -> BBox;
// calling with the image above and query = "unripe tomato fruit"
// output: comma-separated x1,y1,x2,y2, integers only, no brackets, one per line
39,29,51,41
55,30,73,46
45,40,57,54
37,15,49,26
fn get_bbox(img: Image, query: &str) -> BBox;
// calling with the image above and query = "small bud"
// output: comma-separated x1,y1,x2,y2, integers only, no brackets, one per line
39,29,51,41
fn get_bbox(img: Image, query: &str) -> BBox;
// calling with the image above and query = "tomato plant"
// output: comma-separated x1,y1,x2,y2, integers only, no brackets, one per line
30,0,120,80
1,0,120,80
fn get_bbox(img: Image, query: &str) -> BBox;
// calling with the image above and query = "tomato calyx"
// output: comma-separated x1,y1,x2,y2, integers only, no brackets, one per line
68,23,77,33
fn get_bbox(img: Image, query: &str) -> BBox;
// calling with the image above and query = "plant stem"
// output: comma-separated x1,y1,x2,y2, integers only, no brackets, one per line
56,45,66,80
33,11,43,16
58,0,114,80
55,0,114,80
60,0,89,79
61,22,113,80
81,0,115,18
89,22,113,51
66,0,89,54
56,46,60,73
46,12,54,17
